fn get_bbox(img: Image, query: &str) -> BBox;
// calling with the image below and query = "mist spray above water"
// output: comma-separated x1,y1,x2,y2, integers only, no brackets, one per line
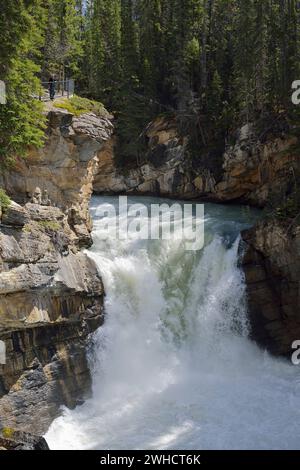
46,196,300,450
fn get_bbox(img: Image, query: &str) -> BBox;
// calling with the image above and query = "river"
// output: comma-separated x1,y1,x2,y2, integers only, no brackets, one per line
46,196,300,450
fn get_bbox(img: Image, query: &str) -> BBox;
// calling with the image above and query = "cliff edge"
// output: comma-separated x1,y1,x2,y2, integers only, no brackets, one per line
0,107,113,435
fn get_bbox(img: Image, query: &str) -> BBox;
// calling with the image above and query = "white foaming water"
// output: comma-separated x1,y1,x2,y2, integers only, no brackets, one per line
46,196,300,450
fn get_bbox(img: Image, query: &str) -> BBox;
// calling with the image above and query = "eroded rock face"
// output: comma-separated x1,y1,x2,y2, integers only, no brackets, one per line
0,107,112,436
94,117,193,197
94,117,299,209
241,220,300,356
0,201,104,434
0,109,114,247
216,124,298,205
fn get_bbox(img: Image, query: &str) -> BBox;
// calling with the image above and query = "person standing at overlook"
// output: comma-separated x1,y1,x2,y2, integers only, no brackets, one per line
49,77,55,100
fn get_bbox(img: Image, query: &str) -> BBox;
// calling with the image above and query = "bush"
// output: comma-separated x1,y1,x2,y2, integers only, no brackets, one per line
0,188,11,213
265,169,300,222
37,220,60,232
1,427,15,439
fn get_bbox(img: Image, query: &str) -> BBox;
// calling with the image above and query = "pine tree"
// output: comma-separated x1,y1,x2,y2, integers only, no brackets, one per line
42,0,83,81
115,0,149,165
0,0,46,166
82,0,121,106
233,0,257,122
137,0,164,99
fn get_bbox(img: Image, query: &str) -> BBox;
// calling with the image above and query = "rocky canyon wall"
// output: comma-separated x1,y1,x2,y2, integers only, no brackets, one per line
0,107,113,435
94,116,299,208
241,219,300,356
0,108,114,247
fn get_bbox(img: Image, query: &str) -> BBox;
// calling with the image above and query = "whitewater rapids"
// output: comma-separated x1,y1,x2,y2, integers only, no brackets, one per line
46,196,300,450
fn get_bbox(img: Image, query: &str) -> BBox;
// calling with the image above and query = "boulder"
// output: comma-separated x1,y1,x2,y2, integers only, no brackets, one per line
1,201,30,227
0,428,49,450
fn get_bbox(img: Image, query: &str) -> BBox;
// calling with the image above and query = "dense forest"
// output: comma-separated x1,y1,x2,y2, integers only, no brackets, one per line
1,0,300,164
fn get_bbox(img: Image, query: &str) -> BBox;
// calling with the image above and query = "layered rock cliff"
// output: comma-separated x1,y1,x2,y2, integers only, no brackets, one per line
0,202,104,434
241,219,300,356
0,108,113,247
0,107,113,435
94,116,299,208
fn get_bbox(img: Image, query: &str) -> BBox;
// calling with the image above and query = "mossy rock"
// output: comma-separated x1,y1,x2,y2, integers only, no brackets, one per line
53,95,108,117
1,427,15,439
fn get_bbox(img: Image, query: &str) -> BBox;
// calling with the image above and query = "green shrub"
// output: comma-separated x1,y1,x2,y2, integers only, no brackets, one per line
266,172,300,223
274,191,300,220
23,220,60,233
22,224,32,233
37,220,60,231
0,188,11,212
1,427,15,439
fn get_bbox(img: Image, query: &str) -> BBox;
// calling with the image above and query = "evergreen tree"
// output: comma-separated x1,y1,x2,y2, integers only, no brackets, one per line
137,0,164,98
2,0,300,167
0,0,46,166
82,0,121,106
115,0,151,164
41,0,83,81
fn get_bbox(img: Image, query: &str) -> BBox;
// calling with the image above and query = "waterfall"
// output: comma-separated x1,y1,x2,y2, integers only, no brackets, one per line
46,196,300,450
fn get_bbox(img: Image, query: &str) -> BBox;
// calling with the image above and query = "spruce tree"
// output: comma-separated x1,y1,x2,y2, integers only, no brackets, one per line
42,0,83,81
0,0,46,166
